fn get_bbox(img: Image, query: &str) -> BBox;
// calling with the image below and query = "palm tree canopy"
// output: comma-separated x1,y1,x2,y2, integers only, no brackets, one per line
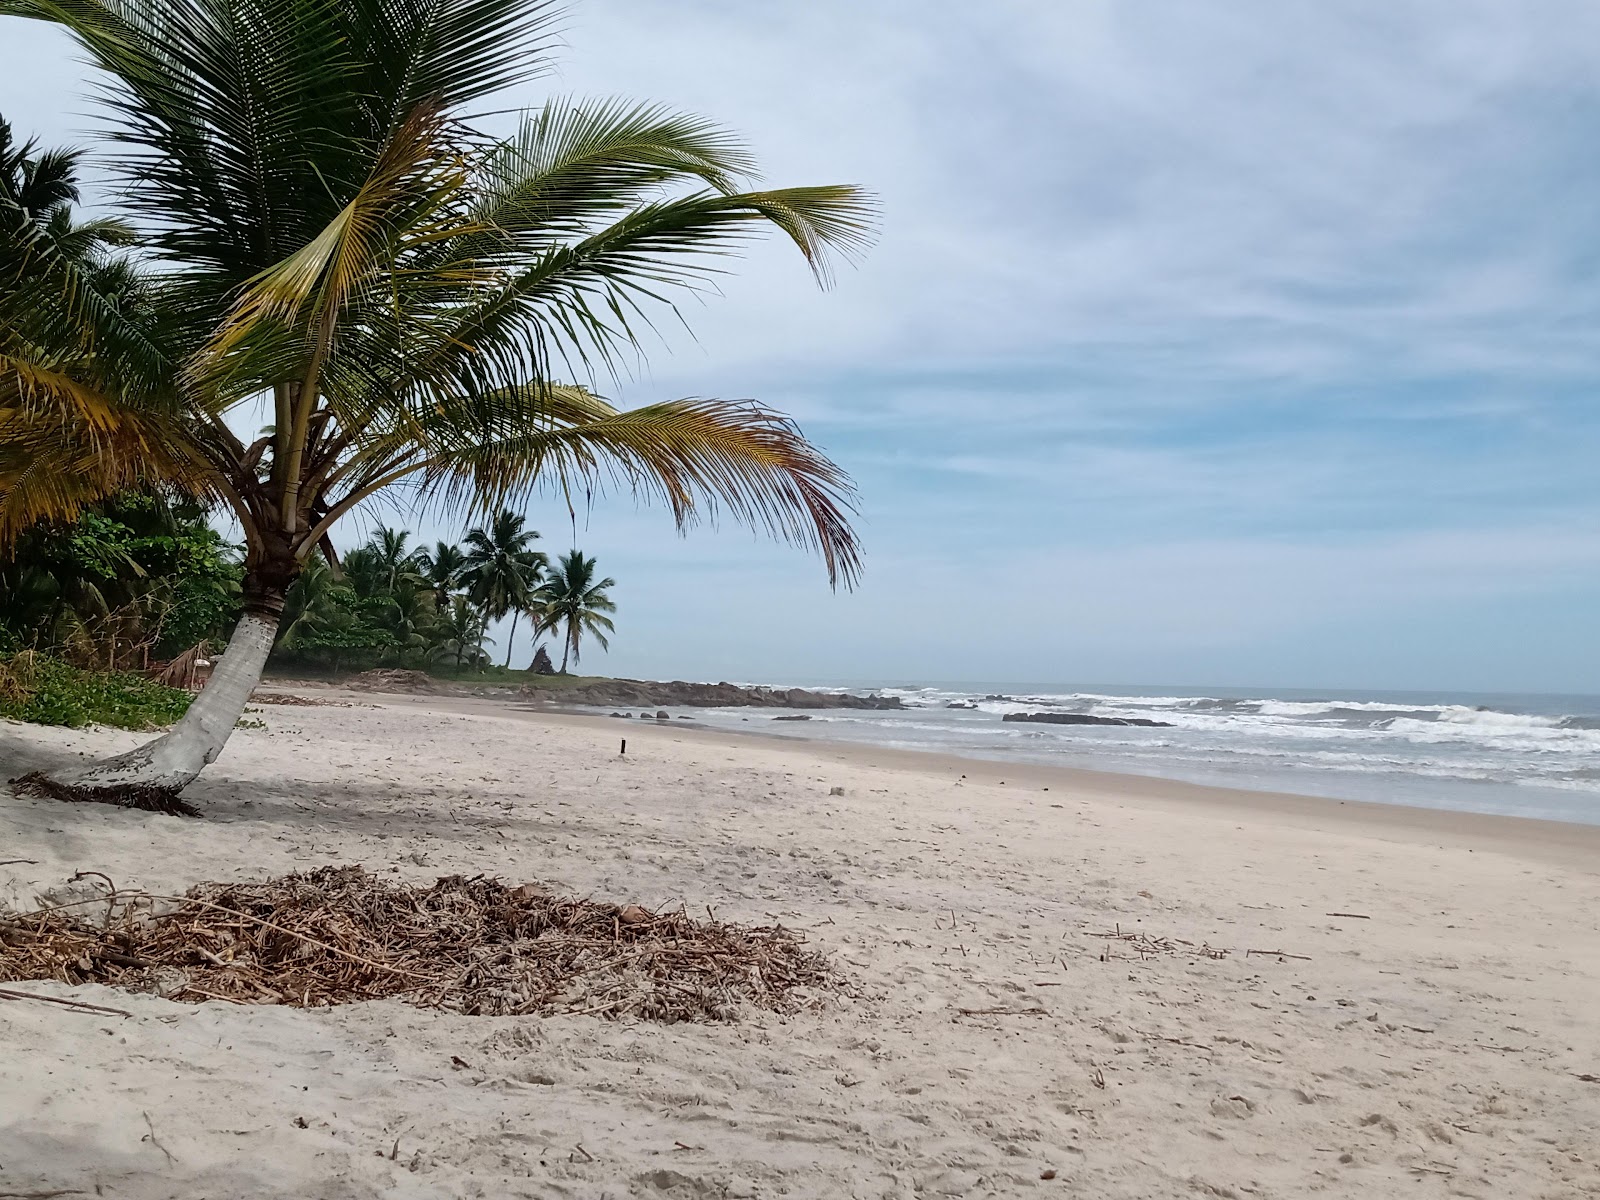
534,548,616,669
414,540,467,602
461,509,545,621
0,0,872,591
365,527,424,594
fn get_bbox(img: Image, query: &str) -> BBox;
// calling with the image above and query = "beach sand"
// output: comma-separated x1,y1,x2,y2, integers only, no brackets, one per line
3,693,1598,1198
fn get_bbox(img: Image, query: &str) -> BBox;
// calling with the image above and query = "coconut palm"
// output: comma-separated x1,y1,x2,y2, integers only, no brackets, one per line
534,550,616,673
414,541,468,608
276,554,344,652
367,528,424,597
461,510,545,668
0,0,871,803
431,595,490,669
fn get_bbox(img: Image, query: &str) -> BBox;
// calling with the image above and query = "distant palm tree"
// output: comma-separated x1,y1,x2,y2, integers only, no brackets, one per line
461,511,547,667
368,528,424,596
276,554,342,651
384,584,435,665
414,541,467,607
534,550,616,673
431,594,489,668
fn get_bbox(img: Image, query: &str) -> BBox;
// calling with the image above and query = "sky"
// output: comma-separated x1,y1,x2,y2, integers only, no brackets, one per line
4,0,1600,693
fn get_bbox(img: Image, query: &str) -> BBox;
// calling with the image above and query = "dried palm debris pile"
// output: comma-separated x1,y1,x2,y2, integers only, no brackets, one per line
247,692,357,707
0,866,837,1022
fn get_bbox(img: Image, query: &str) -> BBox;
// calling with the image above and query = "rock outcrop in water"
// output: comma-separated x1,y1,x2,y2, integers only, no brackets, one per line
1002,712,1172,728
520,679,902,710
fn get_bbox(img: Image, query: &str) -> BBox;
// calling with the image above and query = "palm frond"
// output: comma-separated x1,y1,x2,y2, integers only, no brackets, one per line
409,183,877,391
329,387,861,588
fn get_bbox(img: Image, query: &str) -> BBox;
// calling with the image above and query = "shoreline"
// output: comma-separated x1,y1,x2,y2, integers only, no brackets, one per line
351,690,1600,873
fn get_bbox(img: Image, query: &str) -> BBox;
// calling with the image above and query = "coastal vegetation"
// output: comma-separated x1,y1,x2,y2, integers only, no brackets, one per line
3,506,620,682
273,515,597,675
0,652,192,730
0,0,872,804
0,491,239,669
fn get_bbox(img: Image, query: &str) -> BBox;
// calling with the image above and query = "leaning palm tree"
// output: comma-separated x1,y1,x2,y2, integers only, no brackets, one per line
534,550,616,673
461,510,545,668
0,0,871,804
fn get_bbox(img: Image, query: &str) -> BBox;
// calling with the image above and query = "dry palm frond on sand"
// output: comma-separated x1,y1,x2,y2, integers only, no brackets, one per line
0,866,837,1023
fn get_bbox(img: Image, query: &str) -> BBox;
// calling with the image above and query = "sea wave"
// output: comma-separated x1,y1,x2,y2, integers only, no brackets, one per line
691,684,1600,818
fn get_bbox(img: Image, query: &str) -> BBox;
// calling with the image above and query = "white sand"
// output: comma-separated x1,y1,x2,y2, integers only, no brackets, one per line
3,694,1599,1199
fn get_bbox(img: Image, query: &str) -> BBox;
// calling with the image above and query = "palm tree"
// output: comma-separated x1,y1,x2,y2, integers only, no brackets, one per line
383,584,436,666
367,528,424,597
276,554,343,652
414,541,467,608
0,0,870,803
534,550,616,673
462,510,546,668
431,595,489,669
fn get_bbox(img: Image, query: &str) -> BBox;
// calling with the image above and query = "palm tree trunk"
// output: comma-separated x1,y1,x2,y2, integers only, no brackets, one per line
40,558,290,803
559,622,571,673
45,607,279,796
503,609,519,668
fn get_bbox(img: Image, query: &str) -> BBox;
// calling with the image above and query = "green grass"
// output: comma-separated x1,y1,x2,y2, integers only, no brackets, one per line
0,654,193,730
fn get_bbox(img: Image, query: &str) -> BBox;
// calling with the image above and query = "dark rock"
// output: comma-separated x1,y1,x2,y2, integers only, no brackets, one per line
773,714,813,721
520,678,902,711
655,710,670,720
530,646,556,675
1002,712,1172,728
946,701,978,710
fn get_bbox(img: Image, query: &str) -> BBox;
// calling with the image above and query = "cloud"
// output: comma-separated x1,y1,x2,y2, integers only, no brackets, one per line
4,1,1599,689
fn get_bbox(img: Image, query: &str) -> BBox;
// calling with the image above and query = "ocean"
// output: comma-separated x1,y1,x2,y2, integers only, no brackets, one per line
686,683,1600,826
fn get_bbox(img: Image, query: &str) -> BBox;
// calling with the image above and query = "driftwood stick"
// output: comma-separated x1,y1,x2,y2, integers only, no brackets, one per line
0,986,134,1017
1245,949,1312,961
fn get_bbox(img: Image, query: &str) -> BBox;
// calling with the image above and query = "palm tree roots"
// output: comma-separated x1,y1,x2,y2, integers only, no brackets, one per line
11,771,200,817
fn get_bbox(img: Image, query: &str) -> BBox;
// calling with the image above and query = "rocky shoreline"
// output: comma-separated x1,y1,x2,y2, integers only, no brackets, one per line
519,679,903,710
1002,711,1173,728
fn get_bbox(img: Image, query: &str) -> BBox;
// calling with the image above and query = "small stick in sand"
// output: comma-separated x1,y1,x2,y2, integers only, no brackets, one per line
143,1111,177,1166
1326,913,1371,919
0,986,133,1017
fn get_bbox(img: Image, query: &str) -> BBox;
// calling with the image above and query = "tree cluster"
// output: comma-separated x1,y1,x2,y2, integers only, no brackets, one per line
274,511,614,675
0,492,240,670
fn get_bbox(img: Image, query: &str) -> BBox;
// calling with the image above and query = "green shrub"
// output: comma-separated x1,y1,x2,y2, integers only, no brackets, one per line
0,654,192,730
